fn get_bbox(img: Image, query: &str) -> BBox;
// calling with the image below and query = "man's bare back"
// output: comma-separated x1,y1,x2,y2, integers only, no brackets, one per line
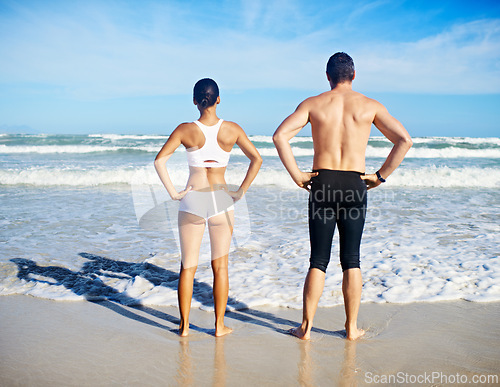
274,78,410,190
273,52,412,341
307,86,376,173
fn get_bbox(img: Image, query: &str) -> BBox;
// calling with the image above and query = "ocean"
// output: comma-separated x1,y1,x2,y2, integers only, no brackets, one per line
1,133,499,310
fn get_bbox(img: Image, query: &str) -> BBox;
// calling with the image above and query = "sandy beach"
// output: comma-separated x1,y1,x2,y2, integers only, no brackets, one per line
2,0,500,385
1,136,499,386
1,295,499,386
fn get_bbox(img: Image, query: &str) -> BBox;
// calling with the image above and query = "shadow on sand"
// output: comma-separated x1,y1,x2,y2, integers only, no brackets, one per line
11,253,344,338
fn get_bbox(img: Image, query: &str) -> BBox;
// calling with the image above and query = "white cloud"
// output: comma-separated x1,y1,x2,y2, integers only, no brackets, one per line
344,0,393,26
0,2,325,98
353,19,500,94
0,2,499,99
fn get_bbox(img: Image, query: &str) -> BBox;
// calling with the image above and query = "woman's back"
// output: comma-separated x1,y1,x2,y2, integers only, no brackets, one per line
154,77,262,337
179,119,240,190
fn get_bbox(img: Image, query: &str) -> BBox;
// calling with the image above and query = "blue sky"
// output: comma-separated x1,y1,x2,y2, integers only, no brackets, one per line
0,0,499,136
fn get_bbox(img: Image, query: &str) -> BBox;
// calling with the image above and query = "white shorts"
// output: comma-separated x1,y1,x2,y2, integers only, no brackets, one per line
178,190,234,220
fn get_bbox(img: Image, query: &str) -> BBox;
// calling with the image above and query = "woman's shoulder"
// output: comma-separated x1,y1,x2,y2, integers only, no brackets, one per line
168,122,202,144
172,122,198,134
217,120,243,145
220,120,244,133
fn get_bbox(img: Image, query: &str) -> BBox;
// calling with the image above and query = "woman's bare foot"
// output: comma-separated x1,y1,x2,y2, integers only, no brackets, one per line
215,325,233,337
288,326,311,340
345,325,365,340
179,321,189,337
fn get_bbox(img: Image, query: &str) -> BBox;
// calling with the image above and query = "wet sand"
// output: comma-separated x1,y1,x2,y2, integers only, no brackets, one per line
1,295,499,386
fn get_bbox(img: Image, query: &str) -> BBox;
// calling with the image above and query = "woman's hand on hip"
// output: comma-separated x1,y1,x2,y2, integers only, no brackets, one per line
172,186,192,200
227,189,244,202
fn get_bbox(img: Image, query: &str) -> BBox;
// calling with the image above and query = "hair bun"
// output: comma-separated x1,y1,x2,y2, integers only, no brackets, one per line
193,78,219,109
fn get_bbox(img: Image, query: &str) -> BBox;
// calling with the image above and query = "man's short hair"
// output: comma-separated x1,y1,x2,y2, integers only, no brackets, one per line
326,52,355,85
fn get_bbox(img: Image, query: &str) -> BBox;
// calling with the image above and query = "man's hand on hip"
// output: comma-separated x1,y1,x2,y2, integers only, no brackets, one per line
360,174,382,190
293,171,319,192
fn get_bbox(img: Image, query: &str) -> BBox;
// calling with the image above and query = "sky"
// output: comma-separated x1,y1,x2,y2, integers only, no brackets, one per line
0,0,499,137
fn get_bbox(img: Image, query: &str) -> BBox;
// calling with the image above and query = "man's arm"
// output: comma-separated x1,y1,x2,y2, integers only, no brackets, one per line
273,101,318,190
362,102,413,189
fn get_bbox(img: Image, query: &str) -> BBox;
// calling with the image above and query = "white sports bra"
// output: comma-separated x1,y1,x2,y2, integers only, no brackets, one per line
186,119,231,168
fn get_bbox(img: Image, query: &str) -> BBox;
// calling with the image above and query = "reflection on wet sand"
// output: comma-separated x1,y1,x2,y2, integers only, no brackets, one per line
298,339,359,386
298,341,314,386
214,337,226,387
175,338,227,386
339,340,358,386
176,339,193,386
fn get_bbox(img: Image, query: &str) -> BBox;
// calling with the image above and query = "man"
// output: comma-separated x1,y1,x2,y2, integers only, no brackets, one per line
273,52,412,340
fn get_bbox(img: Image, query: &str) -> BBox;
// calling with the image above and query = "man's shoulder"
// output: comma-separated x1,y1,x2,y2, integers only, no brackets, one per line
302,90,377,106
298,92,330,108
354,90,383,103
347,91,386,111
311,90,334,100
298,90,384,113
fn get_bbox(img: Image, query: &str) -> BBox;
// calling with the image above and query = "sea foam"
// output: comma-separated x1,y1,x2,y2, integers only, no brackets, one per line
1,165,499,188
1,186,498,308
1,135,499,308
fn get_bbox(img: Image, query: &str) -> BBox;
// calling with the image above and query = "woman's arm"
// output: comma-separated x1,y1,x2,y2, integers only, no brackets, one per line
154,125,192,200
228,124,262,201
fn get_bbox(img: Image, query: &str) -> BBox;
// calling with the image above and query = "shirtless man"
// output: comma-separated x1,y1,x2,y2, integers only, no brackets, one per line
273,52,412,340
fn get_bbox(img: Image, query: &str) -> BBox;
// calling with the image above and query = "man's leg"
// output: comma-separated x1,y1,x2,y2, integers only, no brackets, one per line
290,268,326,339
342,268,365,340
290,180,335,340
338,181,367,340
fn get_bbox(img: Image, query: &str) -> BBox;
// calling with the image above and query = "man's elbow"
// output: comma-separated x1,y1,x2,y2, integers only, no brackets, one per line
395,131,412,150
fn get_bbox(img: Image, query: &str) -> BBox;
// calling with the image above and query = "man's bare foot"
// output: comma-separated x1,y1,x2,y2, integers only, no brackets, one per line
345,327,365,341
215,325,233,337
288,326,311,340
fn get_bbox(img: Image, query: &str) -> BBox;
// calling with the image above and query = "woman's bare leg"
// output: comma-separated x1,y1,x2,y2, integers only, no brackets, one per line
178,264,197,337
178,211,206,336
208,210,234,337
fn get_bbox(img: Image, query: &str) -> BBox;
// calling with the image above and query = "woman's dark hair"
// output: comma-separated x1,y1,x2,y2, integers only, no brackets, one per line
326,52,355,85
193,78,219,109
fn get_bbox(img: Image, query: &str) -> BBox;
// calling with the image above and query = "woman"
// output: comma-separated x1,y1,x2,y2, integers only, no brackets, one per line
154,78,262,337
